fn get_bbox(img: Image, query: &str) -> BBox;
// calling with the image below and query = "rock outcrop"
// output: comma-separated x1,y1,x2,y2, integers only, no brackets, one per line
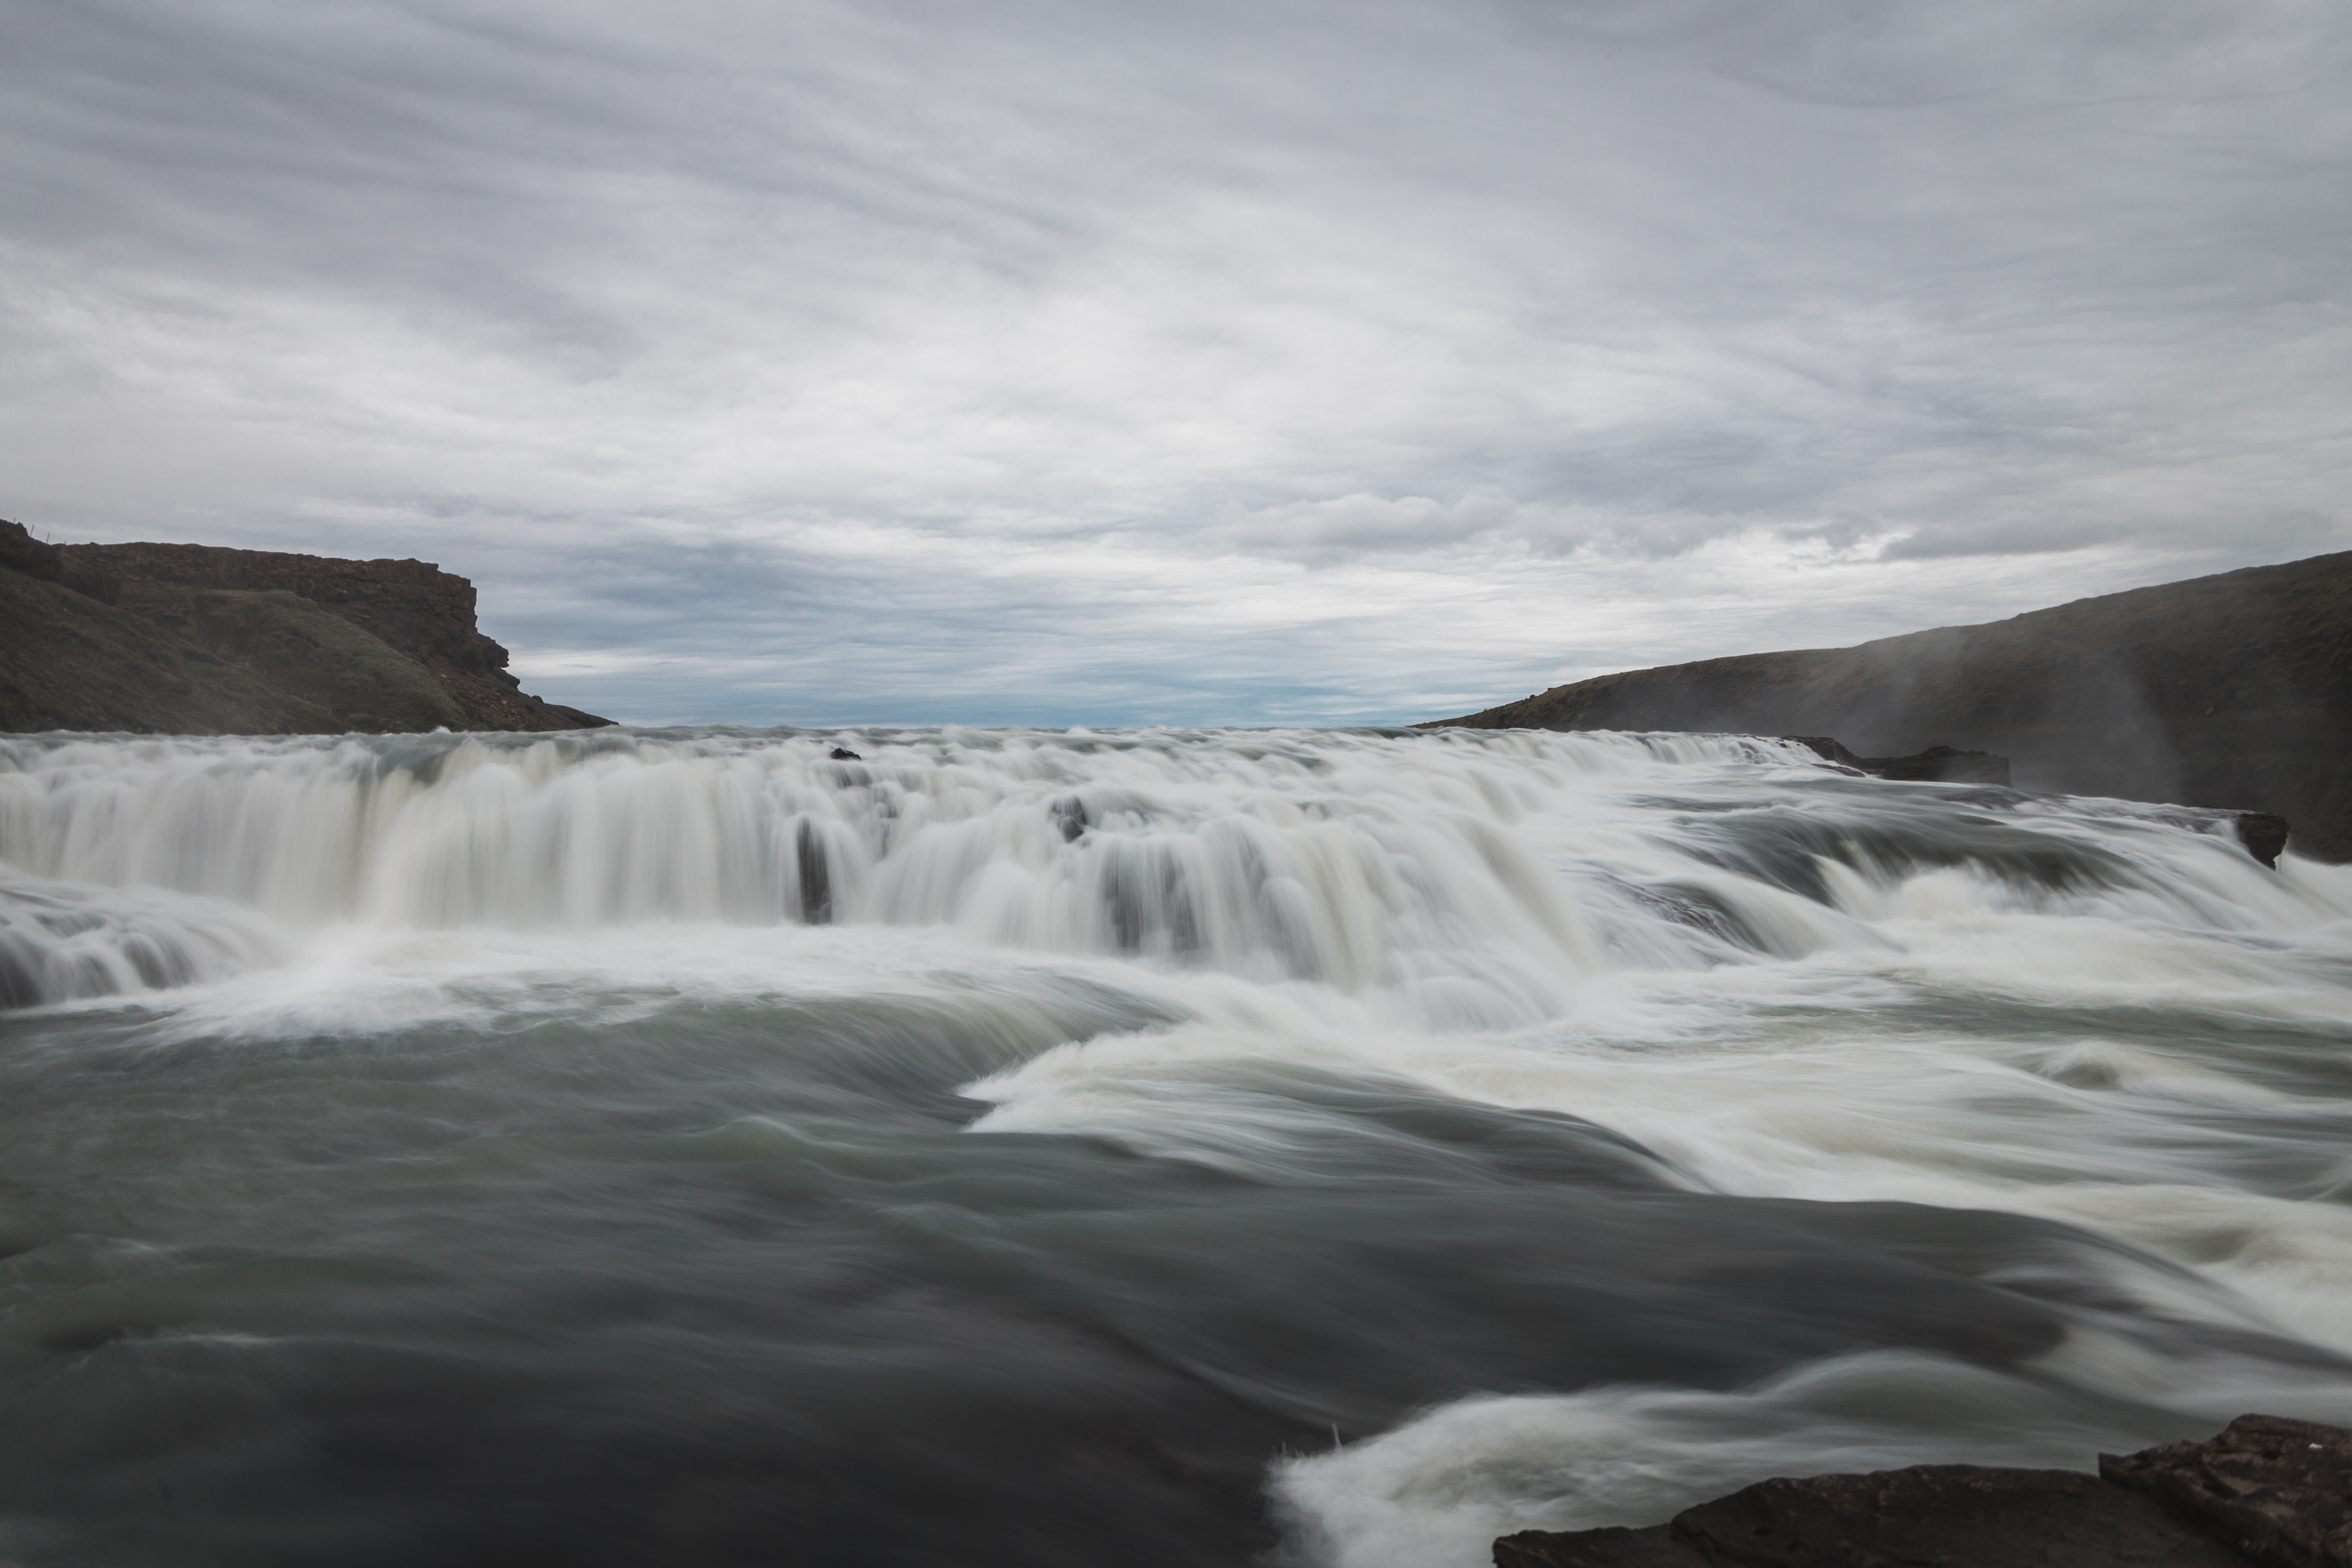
1496,1465,2246,1568
1430,551,2352,860
1,520,612,735
1495,1414,2350,1568
2101,1414,2352,1568
1789,738,2014,785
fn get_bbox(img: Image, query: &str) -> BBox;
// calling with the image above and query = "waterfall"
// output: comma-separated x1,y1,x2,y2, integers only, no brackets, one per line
1,725,2332,1017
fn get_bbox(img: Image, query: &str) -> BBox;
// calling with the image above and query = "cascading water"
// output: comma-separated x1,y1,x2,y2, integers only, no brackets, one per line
3,726,2350,1568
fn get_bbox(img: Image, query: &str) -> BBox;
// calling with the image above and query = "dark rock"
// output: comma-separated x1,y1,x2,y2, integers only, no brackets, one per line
1430,550,2352,860
2233,812,2291,870
1787,736,2012,786
2101,1413,2352,1568
1494,1416,2352,1568
829,746,862,760
1860,744,2013,786
1497,1464,2253,1568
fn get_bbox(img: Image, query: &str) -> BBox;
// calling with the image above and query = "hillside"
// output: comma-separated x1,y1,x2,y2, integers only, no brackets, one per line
1430,551,2352,859
1,521,611,735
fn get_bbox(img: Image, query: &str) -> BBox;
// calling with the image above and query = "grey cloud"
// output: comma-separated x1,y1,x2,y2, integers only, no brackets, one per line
2,0,2347,723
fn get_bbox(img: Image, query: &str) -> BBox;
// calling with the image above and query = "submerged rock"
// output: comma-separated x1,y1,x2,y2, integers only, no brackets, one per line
1495,1415,2352,1568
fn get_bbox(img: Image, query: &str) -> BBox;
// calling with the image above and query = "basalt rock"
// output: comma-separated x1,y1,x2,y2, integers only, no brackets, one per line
1788,737,2012,785
1494,1415,2352,1568
2,519,613,735
2101,1414,2352,1568
1865,744,2012,785
1496,1465,2248,1568
2233,812,2292,870
1432,550,2352,860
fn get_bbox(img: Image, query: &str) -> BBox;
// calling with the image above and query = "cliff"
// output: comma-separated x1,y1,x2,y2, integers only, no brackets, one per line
1,521,612,735
1430,551,2352,859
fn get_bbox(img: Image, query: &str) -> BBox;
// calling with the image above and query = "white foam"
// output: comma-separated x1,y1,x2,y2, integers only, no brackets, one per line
1271,1347,2352,1568
11,724,2352,1561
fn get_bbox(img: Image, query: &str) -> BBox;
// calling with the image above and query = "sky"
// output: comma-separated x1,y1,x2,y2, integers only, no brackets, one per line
3,0,2347,727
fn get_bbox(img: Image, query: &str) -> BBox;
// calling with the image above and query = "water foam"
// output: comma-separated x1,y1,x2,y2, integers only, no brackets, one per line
8,724,2352,1566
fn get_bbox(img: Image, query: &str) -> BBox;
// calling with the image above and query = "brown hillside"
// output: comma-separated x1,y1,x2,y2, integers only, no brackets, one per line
3,521,612,735
1430,551,2352,859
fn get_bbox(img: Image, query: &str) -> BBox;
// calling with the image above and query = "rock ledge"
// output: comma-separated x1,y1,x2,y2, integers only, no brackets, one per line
1495,1415,2350,1568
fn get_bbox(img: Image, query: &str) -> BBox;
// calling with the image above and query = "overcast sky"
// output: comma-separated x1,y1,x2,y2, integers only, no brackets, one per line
4,0,2347,726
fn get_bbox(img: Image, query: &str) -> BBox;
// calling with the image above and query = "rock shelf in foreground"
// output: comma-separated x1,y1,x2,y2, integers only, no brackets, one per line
1495,1414,2352,1568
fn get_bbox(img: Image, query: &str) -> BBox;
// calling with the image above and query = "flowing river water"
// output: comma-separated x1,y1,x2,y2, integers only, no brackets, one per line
3,726,2350,1566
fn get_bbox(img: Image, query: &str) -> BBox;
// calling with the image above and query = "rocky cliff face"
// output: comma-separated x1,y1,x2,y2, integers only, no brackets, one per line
1431,551,2352,860
2,521,611,735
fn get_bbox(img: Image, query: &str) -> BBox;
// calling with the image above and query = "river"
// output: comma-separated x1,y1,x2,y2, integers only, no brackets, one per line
3,726,2349,1566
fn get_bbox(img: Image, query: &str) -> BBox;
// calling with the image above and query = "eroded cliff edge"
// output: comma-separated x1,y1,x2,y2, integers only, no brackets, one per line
2,521,612,735
1428,551,2352,860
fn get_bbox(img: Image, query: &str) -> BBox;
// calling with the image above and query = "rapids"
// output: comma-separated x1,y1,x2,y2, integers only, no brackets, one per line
2,725,2350,1567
